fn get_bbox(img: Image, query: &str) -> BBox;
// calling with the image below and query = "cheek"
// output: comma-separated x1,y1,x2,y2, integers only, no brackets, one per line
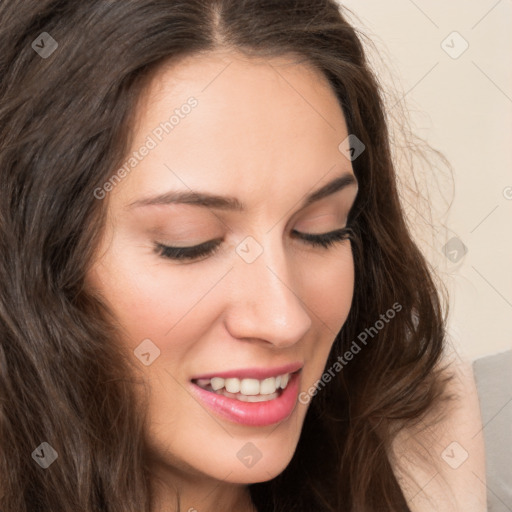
86,243,234,386
302,246,354,332
90,263,176,345
88,243,211,342
299,247,354,383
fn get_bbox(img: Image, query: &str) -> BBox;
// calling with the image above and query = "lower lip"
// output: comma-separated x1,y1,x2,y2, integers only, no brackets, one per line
189,371,301,427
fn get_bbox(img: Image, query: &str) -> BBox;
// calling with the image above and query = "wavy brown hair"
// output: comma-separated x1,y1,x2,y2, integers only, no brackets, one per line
0,1,452,510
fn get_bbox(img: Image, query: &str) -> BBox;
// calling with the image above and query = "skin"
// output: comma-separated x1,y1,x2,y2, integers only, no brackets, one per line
392,357,487,512
85,49,488,512
86,50,358,511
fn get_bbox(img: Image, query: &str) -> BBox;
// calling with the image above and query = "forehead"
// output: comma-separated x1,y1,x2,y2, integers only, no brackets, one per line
113,50,354,209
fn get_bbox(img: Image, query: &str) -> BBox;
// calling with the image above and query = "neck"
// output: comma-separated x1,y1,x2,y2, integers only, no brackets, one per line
148,463,256,512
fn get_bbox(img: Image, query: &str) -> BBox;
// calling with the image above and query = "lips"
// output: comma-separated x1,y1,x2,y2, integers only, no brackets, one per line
190,361,303,381
188,365,303,427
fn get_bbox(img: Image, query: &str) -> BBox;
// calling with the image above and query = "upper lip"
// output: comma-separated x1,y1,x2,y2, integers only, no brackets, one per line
190,362,303,381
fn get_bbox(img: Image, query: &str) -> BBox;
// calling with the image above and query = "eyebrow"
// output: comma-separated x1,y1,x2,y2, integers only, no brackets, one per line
127,172,358,211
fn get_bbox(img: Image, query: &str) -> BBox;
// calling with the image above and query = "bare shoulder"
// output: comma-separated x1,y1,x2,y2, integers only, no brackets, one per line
390,355,487,512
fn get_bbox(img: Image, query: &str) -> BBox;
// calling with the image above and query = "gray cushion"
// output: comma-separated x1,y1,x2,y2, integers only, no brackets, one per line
472,349,512,511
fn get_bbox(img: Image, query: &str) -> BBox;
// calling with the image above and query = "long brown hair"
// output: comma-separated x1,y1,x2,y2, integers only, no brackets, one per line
0,1,452,510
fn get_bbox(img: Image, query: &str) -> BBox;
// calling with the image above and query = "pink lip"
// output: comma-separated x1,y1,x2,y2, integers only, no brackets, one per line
189,369,302,427
190,362,303,381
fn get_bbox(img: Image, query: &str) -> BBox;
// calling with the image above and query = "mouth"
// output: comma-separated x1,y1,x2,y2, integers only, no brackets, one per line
191,370,296,403
188,365,303,427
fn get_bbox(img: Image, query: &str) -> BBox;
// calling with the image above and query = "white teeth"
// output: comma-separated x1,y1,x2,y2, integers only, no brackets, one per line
240,378,260,395
225,378,240,393
260,377,276,395
221,389,279,402
245,393,278,402
211,377,224,391
195,372,292,397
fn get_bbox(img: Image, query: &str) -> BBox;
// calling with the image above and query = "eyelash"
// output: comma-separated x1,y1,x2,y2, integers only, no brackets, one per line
154,227,354,262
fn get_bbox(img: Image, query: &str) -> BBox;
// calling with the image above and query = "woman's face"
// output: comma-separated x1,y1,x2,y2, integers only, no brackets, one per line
87,50,358,494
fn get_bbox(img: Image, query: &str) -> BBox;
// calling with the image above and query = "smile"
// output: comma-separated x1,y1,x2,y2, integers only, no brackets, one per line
189,366,303,427
192,372,292,402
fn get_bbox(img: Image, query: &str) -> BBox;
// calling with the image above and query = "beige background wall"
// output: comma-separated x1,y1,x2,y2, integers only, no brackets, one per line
337,0,512,361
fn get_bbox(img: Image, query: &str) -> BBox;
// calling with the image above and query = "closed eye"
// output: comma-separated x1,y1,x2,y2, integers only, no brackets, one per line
154,227,354,262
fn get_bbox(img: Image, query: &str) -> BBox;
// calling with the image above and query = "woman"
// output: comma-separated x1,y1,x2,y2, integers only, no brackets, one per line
0,1,485,511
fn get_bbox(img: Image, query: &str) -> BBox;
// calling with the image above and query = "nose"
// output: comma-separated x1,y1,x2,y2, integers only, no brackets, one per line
223,236,313,349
